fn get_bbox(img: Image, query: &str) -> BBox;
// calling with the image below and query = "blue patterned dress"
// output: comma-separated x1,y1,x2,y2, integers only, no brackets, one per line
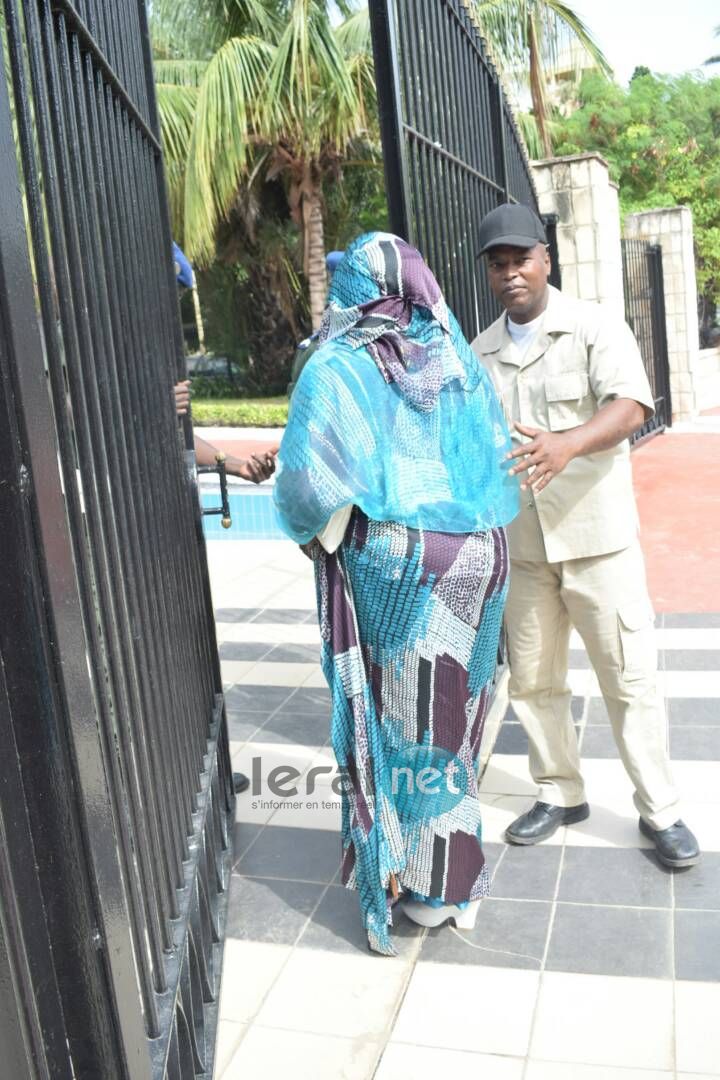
274,233,518,954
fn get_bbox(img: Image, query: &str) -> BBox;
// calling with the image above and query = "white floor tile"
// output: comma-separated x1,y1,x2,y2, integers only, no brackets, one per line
216,622,320,644
671,762,720,805
221,661,260,682
376,1044,524,1079
218,941,291,1023
223,1027,380,1080
527,1062,673,1080
675,803,720,852
215,1020,246,1078
235,661,318,686
530,972,674,1070
302,666,329,688
255,950,410,1038
659,671,720,699
391,963,540,1057
480,754,537,797
675,980,720,1075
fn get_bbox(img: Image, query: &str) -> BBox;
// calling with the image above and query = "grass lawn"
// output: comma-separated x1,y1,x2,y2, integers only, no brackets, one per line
192,396,288,427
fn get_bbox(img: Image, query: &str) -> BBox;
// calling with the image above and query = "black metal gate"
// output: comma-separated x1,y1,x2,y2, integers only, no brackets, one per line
622,239,673,442
0,3,234,1077
369,0,558,341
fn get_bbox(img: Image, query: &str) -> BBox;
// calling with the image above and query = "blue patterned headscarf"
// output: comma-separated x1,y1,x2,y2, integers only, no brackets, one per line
274,232,519,542
319,233,470,411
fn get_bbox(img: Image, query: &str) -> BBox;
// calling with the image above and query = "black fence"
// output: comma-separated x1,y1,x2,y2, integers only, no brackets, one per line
622,239,673,442
0,2,233,1077
369,0,558,341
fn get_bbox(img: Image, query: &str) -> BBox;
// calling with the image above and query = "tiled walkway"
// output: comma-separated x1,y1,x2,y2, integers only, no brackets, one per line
209,539,720,1080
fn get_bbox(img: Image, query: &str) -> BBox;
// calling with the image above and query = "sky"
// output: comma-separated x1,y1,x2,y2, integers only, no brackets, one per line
572,0,719,85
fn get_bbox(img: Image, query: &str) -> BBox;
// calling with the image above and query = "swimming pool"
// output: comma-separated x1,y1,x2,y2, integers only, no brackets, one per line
201,487,287,540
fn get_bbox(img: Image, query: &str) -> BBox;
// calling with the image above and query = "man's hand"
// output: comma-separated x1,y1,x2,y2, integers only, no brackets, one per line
506,423,578,494
226,448,278,484
174,379,191,416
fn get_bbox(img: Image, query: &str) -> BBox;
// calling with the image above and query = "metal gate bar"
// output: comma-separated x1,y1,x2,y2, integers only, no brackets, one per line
370,0,540,340
0,1,235,1075
622,238,673,442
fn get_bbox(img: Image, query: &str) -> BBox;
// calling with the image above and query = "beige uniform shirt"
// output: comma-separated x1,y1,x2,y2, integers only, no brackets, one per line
471,286,655,563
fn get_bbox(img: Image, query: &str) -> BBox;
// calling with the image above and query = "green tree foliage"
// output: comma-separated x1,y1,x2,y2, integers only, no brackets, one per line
554,70,720,337
472,0,612,157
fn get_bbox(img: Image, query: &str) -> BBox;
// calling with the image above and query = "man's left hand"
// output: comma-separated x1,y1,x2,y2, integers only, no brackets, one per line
506,423,577,494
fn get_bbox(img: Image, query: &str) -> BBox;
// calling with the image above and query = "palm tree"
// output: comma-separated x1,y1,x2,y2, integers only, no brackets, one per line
705,24,720,65
471,0,612,158
151,0,375,330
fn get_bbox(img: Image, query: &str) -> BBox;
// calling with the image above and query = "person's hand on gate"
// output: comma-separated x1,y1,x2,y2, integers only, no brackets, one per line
506,423,578,494
174,379,192,416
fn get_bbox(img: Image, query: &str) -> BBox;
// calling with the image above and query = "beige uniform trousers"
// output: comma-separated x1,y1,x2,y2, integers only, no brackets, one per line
505,540,680,830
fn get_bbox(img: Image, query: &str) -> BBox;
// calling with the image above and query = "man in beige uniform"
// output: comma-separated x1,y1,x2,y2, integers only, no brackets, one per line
472,203,699,868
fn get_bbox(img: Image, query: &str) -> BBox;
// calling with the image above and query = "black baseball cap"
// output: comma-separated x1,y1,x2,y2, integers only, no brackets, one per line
478,203,547,254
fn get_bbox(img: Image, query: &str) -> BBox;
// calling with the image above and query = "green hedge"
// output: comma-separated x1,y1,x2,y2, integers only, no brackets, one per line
192,397,288,428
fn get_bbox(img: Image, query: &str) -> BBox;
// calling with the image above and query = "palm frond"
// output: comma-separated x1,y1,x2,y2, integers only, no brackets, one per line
335,7,371,56
153,59,209,86
263,0,357,150
183,34,274,263
156,82,198,232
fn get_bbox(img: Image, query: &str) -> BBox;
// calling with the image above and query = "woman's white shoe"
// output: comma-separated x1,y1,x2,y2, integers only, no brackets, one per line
401,898,481,929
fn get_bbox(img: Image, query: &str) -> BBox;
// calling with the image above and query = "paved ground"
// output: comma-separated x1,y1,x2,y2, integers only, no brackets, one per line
207,424,720,1080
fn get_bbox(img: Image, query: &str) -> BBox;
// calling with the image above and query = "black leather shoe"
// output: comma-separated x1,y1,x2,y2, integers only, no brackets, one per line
505,801,590,845
639,817,700,868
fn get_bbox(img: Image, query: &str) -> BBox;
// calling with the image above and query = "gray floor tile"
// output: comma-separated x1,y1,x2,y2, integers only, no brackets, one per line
675,909,720,980
547,903,673,978
587,698,610,724
662,649,720,671
232,823,263,868
225,685,294,714
670,726,720,761
673,854,720,911
581,726,619,758
275,687,331,714
558,847,673,908
219,641,275,661
236,825,339,883
663,612,720,628
490,845,562,901
420,898,551,969
667,699,720,725
253,608,313,624
250,710,330,747
298,885,423,957
264,643,322,663
494,723,529,755
227,713,268,743
225,875,323,943
214,607,261,623
482,842,505,877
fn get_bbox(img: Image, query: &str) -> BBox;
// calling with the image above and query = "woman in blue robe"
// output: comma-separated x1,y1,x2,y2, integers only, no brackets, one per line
274,232,518,955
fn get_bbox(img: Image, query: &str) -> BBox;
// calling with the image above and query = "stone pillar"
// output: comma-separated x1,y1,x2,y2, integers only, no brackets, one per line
532,153,624,318
624,207,700,420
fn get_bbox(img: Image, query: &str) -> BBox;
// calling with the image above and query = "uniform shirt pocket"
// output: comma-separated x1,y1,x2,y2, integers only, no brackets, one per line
544,371,595,431
617,599,656,680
